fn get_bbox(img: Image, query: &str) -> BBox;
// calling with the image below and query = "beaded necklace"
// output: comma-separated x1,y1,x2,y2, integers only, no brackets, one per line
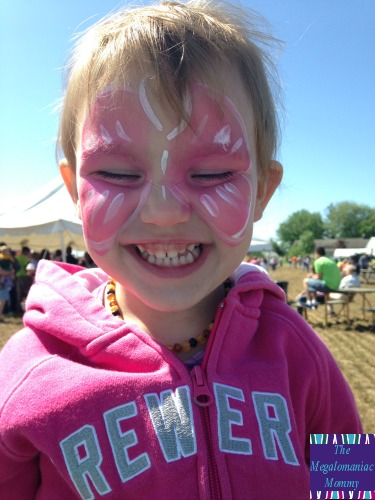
105,277,232,353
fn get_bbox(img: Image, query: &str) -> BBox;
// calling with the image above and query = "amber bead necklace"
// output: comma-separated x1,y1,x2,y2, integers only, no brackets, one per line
105,277,232,353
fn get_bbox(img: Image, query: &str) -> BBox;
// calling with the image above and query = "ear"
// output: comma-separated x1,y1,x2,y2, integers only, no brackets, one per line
254,161,283,222
59,159,82,220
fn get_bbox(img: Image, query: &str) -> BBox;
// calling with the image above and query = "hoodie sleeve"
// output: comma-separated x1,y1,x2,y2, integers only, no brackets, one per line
0,330,42,498
303,327,362,465
0,447,40,499
232,269,361,441
311,344,362,433
260,297,363,466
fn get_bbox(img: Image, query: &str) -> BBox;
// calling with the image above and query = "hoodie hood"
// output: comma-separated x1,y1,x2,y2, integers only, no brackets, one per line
23,260,286,370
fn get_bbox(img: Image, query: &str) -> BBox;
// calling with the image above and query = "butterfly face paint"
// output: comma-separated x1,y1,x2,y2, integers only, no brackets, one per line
77,82,254,255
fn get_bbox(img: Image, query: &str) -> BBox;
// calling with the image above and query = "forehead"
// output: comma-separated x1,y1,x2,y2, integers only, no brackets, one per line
78,69,255,149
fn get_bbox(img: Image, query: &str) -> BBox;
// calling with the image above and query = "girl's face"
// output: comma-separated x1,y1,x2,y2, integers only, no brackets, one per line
66,72,280,312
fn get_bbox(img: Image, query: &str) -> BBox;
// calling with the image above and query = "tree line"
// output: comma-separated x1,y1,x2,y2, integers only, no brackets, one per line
272,202,375,257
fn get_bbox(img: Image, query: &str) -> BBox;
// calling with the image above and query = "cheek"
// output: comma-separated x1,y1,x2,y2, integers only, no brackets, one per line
78,179,150,255
170,173,253,245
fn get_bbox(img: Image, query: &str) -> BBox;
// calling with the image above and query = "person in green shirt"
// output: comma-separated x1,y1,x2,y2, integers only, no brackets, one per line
301,247,341,308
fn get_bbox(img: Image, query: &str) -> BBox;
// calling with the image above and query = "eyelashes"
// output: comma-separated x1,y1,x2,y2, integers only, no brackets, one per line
96,170,236,183
191,171,235,181
96,171,142,181
98,171,138,179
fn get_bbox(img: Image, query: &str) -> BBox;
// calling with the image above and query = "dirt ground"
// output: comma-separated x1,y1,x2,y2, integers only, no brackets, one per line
270,265,375,432
1,265,374,430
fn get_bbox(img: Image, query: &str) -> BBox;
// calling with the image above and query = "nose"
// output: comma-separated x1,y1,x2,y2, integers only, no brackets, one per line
139,183,191,226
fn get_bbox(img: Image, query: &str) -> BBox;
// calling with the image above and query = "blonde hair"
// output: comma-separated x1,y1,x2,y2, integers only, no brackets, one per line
57,0,282,181
345,264,357,275
0,245,11,259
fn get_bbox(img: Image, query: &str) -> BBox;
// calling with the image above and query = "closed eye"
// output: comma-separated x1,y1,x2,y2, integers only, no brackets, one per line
96,170,143,183
97,171,141,179
191,171,235,183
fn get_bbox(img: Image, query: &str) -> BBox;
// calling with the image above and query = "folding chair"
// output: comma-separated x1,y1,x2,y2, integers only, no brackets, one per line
324,292,354,326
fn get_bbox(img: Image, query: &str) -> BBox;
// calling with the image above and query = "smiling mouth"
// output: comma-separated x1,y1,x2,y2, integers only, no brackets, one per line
134,243,203,267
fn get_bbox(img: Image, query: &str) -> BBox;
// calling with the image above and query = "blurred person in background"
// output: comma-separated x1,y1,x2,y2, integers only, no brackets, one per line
0,245,15,321
15,246,32,313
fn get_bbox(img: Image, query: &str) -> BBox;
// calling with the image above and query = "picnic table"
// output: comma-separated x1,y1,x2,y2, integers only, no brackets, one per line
339,287,375,320
360,267,375,283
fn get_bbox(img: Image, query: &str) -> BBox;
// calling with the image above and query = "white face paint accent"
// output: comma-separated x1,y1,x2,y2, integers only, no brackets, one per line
192,114,209,144
115,120,132,142
167,121,188,141
83,133,98,150
139,79,163,132
213,125,231,151
86,235,118,255
103,193,125,224
231,212,251,240
161,150,169,175
224,182,242,198
215,186,239,208
230,138,243,155
90,190,109,225
200,194,220,218
100,125,113,145
161,185,167,201
166,92,192,141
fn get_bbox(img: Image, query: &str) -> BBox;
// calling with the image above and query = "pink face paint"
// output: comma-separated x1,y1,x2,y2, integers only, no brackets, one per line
167,85,253,244
78,86,155,254
78,81,253,255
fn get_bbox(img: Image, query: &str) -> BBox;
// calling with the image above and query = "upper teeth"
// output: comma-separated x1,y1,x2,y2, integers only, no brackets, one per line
137,244,197,259
136,244,201,267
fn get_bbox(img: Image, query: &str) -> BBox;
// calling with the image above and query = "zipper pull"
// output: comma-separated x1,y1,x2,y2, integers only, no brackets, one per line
191,365,213,407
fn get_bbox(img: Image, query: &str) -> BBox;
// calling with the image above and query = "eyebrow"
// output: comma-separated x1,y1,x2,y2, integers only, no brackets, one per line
184,139,250,162
80,143,139,163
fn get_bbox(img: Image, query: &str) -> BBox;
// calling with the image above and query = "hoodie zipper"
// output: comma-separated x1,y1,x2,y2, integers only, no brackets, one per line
190,301,226,499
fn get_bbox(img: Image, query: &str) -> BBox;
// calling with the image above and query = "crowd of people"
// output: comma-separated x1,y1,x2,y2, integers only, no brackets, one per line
0,243,95,320
244,251,373,276
244,254,284,271
286,252,374,275
295,247,364,311
244,248,370,314
2,241,370,322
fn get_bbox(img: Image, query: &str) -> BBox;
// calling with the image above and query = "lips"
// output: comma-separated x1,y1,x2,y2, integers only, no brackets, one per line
134,243,202,267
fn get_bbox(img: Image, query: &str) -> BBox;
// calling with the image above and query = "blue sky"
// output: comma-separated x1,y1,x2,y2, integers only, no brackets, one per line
0,0,374,240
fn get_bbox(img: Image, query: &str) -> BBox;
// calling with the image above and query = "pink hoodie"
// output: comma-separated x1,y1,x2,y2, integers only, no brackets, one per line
0,261,361,499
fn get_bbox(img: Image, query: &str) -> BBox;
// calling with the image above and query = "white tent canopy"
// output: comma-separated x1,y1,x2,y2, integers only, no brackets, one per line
0,177,84,252
248,238,272,252
365,237,375,255
333,248,367,258
333,237,375,259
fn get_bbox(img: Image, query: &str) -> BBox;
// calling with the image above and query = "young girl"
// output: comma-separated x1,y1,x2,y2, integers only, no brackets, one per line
0,2,361,498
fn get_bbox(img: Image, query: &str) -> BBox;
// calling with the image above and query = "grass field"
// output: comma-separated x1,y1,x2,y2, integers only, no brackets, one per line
1,266,374,431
